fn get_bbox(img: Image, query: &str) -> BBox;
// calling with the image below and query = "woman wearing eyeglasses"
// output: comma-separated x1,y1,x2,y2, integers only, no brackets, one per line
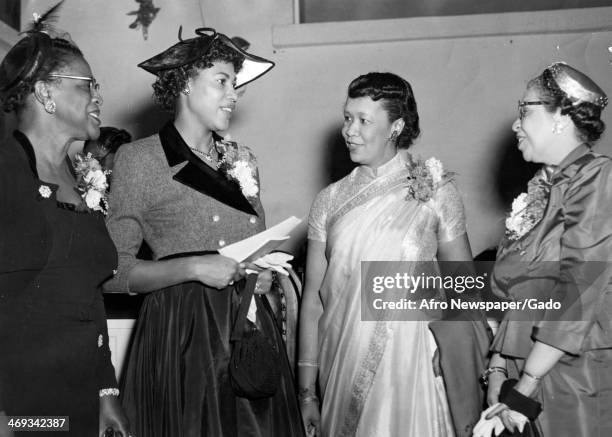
479,63,612,436
0,10,129,437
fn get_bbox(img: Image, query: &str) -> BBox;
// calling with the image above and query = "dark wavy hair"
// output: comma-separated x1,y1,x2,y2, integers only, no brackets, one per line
84,126,132,156
1,37,83,113
152,39,244,112
528,70,605,144
347,72,420,149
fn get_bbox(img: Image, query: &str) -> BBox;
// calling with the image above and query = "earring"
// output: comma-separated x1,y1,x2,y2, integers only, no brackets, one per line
182,87,190,95
44,100,56,114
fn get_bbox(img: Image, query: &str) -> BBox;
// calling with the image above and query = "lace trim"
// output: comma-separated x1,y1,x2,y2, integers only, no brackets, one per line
339,321,390,436
99,388,120,397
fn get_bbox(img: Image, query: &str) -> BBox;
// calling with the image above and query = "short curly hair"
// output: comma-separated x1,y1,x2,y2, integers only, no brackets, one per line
528,70,606,144
347,72,420,149
1,37,83,113
152,39,244,112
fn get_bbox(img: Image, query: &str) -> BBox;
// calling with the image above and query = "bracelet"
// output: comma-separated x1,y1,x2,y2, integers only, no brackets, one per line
521,370,542,382
297,360,319,367
299,395,319,405
479,366,508,386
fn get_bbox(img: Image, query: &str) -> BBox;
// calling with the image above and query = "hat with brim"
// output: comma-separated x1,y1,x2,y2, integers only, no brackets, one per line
138,27,274,89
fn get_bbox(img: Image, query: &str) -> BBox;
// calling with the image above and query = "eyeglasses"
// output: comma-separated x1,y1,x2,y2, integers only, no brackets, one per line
517,100,549,120
47,74,101,96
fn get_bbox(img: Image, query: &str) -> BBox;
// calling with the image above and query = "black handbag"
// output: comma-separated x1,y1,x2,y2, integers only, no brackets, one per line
228,273,281,399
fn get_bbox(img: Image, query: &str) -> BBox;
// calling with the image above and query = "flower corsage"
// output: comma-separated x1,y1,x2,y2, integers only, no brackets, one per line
505,178,549,241
73,152,110,214
405,155,453,202
217,140,259,198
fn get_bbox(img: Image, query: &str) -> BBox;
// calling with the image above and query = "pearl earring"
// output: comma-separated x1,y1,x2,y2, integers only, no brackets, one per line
182,87,190,95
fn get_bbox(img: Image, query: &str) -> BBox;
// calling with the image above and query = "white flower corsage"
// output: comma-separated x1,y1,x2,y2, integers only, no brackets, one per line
405,155,452,202
217,141,259,199
73,152,110,214
505,170,550,242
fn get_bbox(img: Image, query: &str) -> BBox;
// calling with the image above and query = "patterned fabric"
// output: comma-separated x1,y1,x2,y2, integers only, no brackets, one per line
309,151,466,437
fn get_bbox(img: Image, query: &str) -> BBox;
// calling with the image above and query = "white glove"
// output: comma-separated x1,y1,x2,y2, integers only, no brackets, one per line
252,252,294,276
472,404,505,437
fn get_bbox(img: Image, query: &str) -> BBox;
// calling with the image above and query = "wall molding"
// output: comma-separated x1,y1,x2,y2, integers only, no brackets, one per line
0,20,19,52
272,6,612,48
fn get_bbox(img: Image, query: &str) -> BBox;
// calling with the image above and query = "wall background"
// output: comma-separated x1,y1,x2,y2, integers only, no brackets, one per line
2,0,612,258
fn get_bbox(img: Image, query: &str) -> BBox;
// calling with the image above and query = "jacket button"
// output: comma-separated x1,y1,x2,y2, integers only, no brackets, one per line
218,239,226,247
212,215,220,222
249,216,257,224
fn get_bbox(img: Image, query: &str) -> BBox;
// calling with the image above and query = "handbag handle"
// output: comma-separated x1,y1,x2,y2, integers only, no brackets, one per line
230,273,258,342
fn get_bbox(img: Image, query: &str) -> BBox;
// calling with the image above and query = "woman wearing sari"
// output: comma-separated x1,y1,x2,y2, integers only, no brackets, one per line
298,72,487,437
478,63,612,436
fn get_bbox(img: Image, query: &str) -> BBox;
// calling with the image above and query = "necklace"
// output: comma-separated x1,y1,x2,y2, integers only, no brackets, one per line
189,138,217,164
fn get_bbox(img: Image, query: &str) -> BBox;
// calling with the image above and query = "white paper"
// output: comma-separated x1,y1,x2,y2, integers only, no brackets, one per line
218,216,302,262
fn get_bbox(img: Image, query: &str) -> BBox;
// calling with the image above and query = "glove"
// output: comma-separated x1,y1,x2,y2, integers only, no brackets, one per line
252,252,294,276
473,404,505,437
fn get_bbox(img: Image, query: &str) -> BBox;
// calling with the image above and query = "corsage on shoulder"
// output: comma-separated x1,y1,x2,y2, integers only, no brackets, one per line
73,152,110,214
505,169,550,241
217,140,259,198
405,155,453,202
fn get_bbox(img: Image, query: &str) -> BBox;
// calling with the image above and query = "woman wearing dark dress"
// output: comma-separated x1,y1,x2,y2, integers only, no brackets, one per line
0,11,129,437
480,63,612,436
104,28,304,437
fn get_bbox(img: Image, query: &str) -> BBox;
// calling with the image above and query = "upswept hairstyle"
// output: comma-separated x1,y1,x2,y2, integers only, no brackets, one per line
152,39,244,112
347,72,420,149
529,69,606,144
1,37,83,113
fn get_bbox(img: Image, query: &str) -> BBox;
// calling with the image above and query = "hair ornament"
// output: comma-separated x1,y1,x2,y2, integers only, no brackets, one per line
26,0,65,35
546,61,608,108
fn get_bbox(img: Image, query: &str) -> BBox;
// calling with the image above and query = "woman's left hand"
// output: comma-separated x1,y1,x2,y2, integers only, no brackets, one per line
254,269,273,295
99,395,130,437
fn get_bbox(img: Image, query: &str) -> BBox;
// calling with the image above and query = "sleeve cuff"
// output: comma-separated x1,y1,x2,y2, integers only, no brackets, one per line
532,324,588,355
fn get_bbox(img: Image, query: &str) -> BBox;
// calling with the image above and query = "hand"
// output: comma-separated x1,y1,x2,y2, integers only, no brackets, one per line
486,372,506,406
99,395,130,437
0,410,14,437
191,255,246,289
300,401,321,437
254,269,273,295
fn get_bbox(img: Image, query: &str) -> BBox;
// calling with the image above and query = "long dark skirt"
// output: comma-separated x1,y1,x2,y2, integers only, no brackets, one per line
120,281,304,437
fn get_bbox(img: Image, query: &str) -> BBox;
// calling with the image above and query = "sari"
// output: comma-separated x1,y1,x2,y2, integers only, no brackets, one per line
308,152,466,436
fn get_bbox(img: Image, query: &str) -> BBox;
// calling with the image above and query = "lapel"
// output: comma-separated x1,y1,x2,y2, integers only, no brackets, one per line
159,122,258,216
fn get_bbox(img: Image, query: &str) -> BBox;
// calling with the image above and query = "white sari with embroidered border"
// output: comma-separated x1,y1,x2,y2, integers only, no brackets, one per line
308,151,465,437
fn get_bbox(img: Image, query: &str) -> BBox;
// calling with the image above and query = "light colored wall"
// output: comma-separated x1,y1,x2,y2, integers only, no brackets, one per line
16,1,612,256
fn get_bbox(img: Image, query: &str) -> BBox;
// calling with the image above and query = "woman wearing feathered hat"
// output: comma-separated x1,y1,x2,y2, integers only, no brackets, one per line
0,3,129,436
474,63,612,436
104,28,304,436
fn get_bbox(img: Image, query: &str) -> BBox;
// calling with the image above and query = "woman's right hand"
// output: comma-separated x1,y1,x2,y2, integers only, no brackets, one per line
486,372,507,406
190,254,245,289
301,401,321,437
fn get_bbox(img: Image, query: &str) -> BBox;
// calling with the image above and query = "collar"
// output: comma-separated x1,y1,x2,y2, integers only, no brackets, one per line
13,130,39,178
159,122,258,216
550,143,593,183
355,151,406,181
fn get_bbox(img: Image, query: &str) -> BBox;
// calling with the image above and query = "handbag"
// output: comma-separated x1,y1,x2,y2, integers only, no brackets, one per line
228,273,281,399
